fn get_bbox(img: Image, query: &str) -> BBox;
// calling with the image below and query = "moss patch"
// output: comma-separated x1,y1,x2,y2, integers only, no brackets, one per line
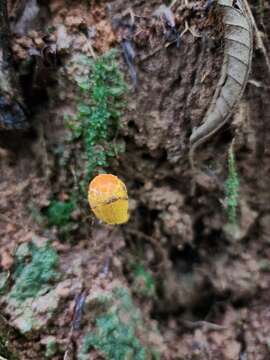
79,287,159,360
133,265,156,299
66,50,127,181
46,200,76,227
225,145,240,224
10,243,59,302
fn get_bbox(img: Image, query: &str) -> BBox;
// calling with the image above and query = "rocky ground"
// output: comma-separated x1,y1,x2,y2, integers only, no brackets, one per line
0,0,270,359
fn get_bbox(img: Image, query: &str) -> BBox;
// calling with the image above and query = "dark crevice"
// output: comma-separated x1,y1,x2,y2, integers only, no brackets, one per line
169,244,200,273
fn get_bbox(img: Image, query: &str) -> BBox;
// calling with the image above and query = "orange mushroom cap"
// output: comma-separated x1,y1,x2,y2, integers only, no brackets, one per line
88,174,129,225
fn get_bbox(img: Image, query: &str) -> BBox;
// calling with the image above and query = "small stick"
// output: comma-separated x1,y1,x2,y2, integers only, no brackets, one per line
180,319,227,331
63,290,86,359
72,291,87,331
138,46,164,63
86,40,96,60
169,0,180,9
101,255,111,277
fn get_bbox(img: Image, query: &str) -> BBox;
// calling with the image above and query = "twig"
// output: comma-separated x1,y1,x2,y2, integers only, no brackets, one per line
138,46,164,63
180,21,201,38
170,0,200,39
63,290,86,359
169,0,180,9
180,319,227,331
86,40,97,60
72,291,87,331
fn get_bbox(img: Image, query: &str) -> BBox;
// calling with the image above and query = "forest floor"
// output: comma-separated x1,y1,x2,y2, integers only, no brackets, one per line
1,0,270,359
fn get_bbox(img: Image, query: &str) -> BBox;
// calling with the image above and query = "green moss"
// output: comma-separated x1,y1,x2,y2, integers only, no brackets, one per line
45,200,78,240
81,313,146,360
45,338,58,358
79,287,157,360
46,200,75,227
259,259,270,272
10,243,59,302
133,265,156,299
225,146,240,224
66,50,127,181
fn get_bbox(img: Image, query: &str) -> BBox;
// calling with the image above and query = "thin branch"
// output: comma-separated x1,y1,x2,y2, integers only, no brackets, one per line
180,319,227,331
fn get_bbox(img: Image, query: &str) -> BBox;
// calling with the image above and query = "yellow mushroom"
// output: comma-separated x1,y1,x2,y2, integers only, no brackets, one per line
88,174,129,225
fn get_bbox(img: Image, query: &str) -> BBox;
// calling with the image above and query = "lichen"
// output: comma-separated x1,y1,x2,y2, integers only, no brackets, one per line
6,282,66,334
10,242,59,302
45,338,58,358
79,287,159,360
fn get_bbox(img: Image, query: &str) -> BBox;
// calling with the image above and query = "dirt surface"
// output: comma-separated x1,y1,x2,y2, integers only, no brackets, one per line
1,0,270,359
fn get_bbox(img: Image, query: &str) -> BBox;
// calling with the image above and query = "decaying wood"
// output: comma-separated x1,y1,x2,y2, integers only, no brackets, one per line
0,0,28,130
189,0,253,171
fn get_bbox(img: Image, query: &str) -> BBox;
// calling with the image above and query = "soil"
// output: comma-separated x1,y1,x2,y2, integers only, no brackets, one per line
1,0,270,359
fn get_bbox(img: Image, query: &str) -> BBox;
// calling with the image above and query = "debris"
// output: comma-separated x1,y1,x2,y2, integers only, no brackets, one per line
153,5,180,47
72,291,86,331
121,39,137,86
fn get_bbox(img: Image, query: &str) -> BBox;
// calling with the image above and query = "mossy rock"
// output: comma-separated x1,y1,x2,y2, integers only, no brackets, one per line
79,286,162,360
